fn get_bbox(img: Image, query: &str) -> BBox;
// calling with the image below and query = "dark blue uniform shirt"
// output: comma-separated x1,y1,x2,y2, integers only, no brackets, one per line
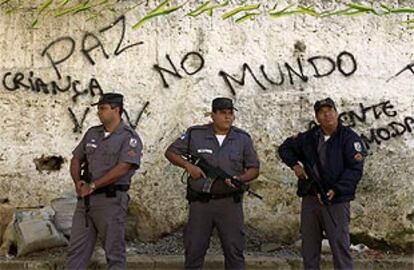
278,123,366,203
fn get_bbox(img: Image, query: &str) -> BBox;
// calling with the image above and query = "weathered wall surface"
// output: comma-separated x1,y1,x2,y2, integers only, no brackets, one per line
0,1,413,250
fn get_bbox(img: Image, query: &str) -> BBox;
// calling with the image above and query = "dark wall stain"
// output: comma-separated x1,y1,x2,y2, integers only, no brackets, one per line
33,155,65,172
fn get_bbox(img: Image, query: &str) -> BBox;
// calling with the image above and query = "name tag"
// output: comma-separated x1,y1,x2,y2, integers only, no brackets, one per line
86,143,97,148
197,149,213,154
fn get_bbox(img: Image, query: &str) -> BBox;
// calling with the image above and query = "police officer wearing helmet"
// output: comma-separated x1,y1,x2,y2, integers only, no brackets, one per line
165,97,260,270
278,97,366,270
66,93,143,269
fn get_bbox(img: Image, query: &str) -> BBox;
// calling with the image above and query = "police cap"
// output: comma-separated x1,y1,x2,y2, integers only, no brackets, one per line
314,97,336,113
92,93,124,106
212,97,238,111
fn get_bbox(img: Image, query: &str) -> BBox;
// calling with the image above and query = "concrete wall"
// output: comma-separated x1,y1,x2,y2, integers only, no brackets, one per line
0,1,413,249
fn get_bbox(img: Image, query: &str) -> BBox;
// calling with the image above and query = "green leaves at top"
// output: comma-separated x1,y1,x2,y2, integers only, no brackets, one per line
222,3,260,20
38,0,54,14
132,0,184,30
187,1,228,17
31,0,54,28
55,1,93,17
269,5,319,18
57,0,71,8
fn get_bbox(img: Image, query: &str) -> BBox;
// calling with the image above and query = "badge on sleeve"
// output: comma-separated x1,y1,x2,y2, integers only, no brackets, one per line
354,142,362,152
354,153,364,161
129,138,138,148
128,150,137,157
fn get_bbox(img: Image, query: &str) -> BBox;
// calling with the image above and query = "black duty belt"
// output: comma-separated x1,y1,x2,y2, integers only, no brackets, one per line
186,185,242,203
209,193,236,200
92,185,130,196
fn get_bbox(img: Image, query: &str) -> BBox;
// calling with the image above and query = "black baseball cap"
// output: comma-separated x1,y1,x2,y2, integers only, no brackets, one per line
212,97,238,111
92,93,123,106
314,97,336,113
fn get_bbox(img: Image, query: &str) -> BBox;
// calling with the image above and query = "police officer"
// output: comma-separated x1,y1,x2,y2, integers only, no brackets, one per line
278,97,366,270
165,97,260,270
66,93,143,270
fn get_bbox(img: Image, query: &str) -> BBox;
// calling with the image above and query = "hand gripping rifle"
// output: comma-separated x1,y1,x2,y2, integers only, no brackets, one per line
193,156,263,200
181,127,262,200
303,162,337,227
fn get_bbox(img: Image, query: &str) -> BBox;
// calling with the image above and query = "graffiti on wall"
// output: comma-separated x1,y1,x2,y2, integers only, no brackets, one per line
41,16,143,80
68,107,90,133
68,101,150,133
387,62,414,82
1,15,144,102
219,51,357,95
153,52,205,88
154,50,357,96
0,15,149,133
339,100,398,128
38,15,148,133
309,100,414,149
0,11,413,140
2,71,103,102
344,101,414,149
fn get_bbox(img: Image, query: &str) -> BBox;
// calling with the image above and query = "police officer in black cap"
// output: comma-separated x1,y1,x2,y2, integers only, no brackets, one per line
278,97,366,270
165,97,260,269
66,93,143,269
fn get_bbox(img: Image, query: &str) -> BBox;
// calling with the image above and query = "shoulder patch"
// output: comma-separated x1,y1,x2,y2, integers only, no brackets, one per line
129,138,139,147
354,141,362,152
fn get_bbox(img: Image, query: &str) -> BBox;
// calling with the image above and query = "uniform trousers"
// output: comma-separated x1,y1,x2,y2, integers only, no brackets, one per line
301,195,353,270
184,197,245,270
66,192,129,270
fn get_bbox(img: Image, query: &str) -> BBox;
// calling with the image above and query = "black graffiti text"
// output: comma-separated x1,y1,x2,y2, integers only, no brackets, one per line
153,52,205,88
387,62,414,82
2,71,103,102
41,15,143,79
68,101,150,133
68,107,90,133
123,101,150,129
308,100,411,150
338,100,397,128
219,51,357,96
361,117,414,149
